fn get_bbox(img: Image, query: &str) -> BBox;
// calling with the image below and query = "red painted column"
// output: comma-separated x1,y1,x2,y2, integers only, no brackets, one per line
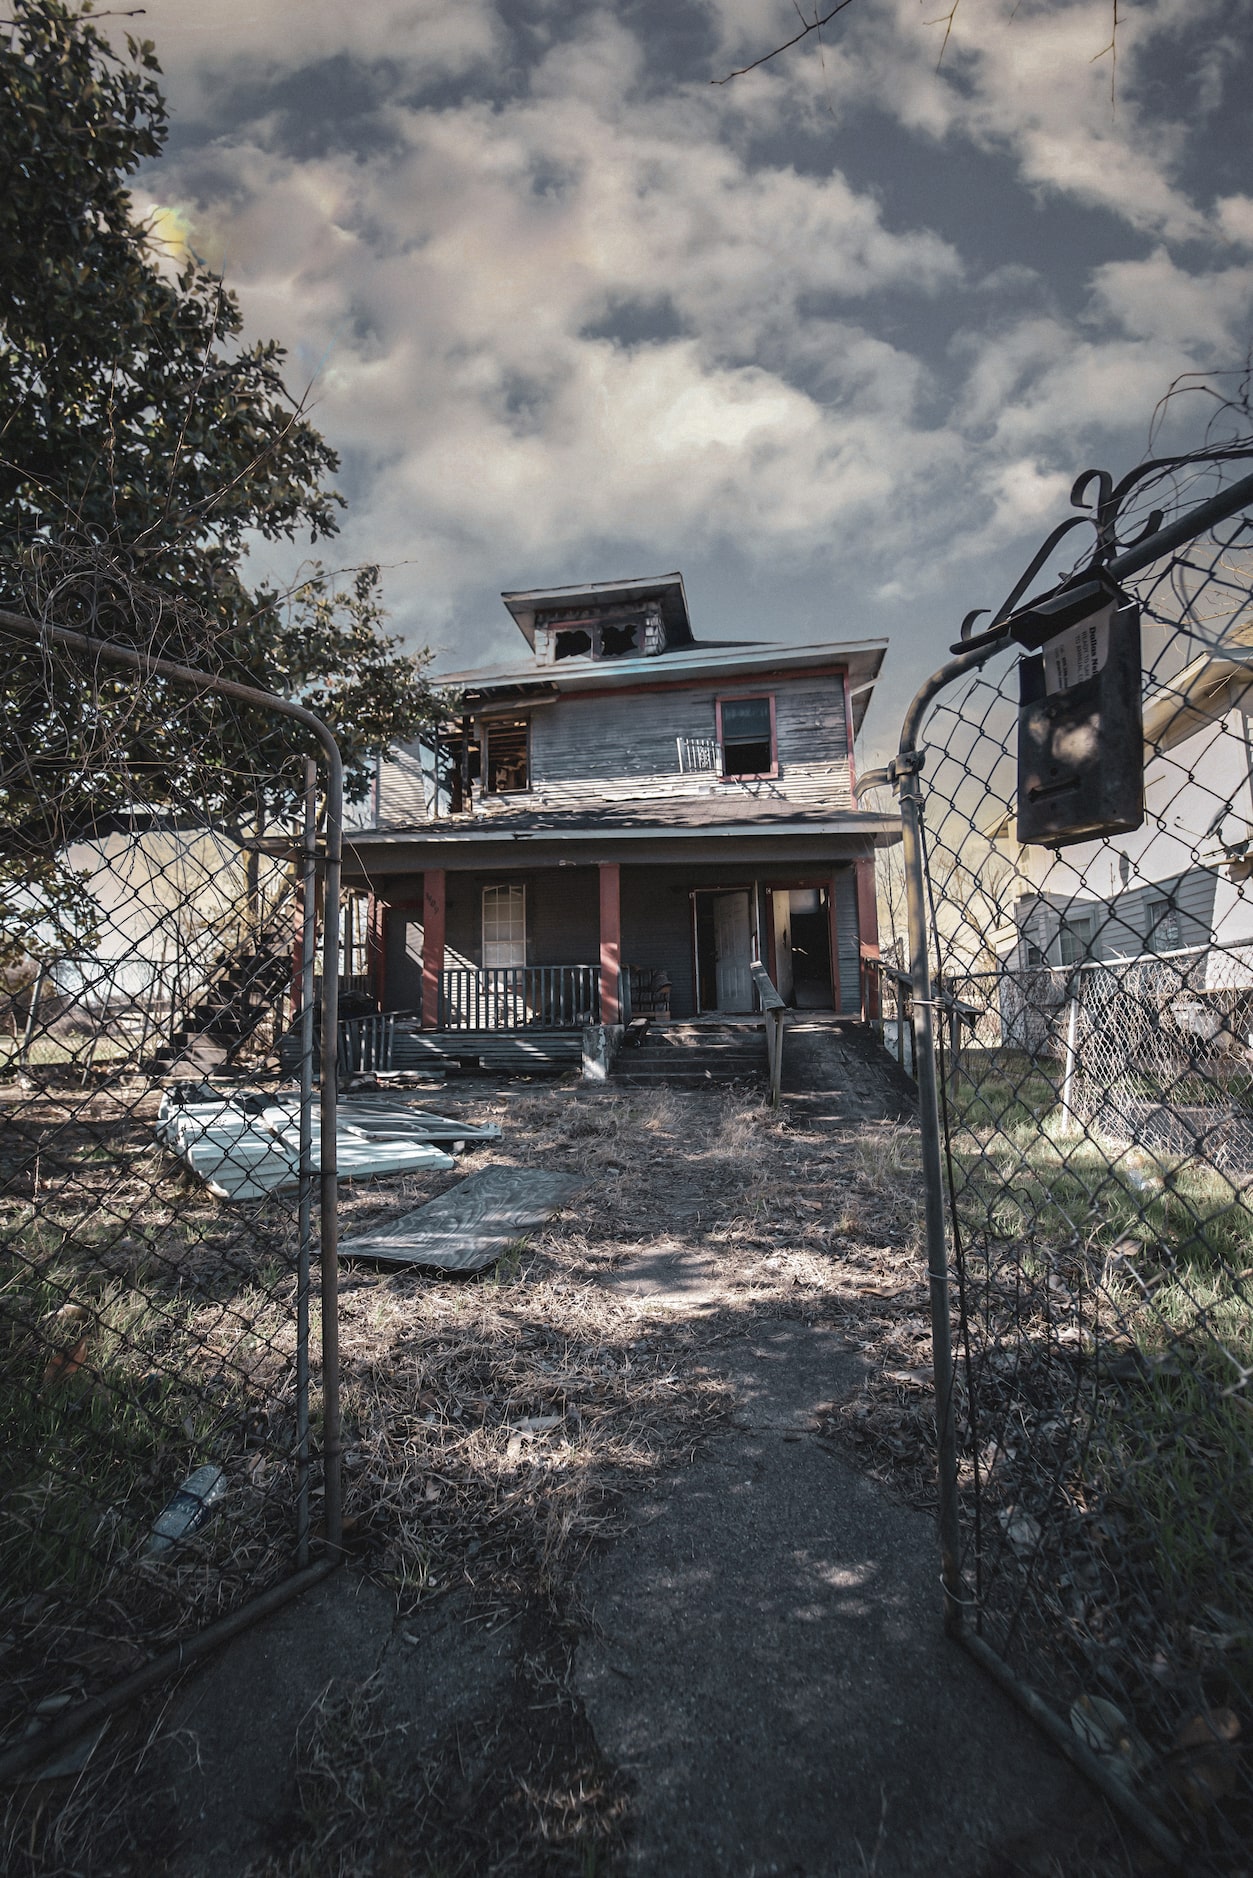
855,856,881,1021
855,856,880,954
421,868,445,1030
599,862,621,1025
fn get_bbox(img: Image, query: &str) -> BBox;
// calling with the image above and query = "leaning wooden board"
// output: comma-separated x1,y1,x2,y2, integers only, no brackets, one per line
337,1164,585,1272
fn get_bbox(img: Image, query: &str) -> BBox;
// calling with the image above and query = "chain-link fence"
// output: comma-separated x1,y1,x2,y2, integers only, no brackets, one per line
0,610,343,1778
868,449,1253,1869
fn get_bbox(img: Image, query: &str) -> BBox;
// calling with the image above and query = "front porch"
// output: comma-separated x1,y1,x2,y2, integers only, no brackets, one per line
343,815,894,1036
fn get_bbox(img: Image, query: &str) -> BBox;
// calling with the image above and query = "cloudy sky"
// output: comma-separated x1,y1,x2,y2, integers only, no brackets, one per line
115,0,1252,759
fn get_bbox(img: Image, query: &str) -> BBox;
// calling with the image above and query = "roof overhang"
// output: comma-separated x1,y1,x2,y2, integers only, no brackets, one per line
341,811,901,881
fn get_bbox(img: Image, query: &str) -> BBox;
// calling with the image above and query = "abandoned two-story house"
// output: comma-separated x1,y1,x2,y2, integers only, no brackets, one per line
340,573,899,1045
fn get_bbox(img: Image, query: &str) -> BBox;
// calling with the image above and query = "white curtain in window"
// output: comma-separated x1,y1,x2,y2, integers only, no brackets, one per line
483,884,526,967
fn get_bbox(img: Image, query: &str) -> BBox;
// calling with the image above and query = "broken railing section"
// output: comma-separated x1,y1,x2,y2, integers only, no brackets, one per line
862,957,914,1074
862,958,981,1086
749,962,787,1106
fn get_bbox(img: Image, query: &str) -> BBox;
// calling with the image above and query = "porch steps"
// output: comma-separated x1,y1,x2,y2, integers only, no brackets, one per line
612,1022,767,1089
392,1027,583,1075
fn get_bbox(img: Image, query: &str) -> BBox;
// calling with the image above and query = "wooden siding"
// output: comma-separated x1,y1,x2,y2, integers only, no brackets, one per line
531,868,601,966
489,674,851,812
833,868,861,1014
368,672,854,825
369,745,428,829
621,869,697,1018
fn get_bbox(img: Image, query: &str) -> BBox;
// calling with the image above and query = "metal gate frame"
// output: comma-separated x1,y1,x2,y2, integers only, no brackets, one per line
0,607,344,1780
857,464,1253,1866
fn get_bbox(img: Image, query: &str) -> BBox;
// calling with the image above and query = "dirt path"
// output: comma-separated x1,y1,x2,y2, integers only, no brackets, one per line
31,1030,1139,1876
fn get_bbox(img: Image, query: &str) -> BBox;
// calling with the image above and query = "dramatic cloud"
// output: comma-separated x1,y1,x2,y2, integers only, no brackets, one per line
111,0,1249,713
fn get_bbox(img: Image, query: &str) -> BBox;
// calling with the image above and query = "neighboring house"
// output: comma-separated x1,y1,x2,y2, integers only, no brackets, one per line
341,572,899,1030
994,633,1253,981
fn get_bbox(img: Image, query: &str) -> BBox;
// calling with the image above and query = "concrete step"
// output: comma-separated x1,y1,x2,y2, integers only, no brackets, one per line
614,1025,768,1085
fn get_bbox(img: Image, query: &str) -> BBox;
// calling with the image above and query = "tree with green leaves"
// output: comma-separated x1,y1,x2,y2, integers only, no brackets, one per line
0,1,439,962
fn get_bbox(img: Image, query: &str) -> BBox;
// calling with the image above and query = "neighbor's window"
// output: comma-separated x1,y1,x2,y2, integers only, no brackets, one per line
1058,913,1094,966
484,719,529,794
1147,897,1181,953
483,884,526,968
717,695,776,777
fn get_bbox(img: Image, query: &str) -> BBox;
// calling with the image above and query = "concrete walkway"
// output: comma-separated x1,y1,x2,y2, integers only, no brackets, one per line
573,1313,1088,1875
150,1027,1105,1875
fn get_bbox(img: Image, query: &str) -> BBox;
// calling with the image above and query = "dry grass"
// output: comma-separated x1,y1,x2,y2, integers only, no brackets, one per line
2,1068,945,1876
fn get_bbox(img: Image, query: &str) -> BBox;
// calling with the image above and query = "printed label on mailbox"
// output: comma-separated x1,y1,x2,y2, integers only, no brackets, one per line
1042,602,1114,694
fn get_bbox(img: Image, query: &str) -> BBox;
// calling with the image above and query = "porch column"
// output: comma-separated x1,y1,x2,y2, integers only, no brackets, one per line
599,862,621,1025
421,868,445,1030
828,877,843,1014
855,856,881,1022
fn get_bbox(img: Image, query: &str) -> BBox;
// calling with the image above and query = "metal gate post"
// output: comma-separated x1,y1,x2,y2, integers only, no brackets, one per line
897,758,965,1635
319,751,343,1554
295,759,317,1567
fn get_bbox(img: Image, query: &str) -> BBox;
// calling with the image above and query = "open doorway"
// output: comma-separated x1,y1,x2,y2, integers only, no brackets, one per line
693,889,755,1012
769,887,833,1009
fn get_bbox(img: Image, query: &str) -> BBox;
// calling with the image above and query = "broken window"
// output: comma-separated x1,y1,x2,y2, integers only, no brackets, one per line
717,695,775,777
550,614,644,660
483,884,526,968
554,627,592,661
599,619,640,656
484,719,529,793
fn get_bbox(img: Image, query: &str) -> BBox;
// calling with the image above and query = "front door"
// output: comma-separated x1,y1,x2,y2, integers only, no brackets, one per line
713,891,753,1012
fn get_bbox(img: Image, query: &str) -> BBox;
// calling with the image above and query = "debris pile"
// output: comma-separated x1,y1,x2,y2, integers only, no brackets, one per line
156,1086,500,1200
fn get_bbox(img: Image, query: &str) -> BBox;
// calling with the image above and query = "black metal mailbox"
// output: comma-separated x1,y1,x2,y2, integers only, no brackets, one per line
1014,575,1145,847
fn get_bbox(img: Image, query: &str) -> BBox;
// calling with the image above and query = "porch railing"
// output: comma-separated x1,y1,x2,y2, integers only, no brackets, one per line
749,962,787,1107
439,965,600,1031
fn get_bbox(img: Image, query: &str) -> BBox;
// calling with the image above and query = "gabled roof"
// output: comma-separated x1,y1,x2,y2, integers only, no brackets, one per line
501,572,691,649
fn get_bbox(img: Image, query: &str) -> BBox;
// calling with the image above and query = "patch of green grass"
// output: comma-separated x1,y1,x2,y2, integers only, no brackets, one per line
948,1045,1253,1722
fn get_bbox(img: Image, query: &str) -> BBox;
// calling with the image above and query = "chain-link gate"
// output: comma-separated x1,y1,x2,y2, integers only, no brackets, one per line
864,451,1253,1870
0,609,343,1783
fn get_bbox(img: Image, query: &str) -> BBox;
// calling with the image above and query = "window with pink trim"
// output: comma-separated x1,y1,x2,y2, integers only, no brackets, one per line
716,694,777,778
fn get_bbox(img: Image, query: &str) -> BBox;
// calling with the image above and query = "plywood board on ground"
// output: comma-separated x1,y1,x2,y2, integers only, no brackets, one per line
337,1164,585,1272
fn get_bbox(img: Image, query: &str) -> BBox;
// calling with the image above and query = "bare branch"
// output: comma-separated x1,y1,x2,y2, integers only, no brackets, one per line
712,0,857,85
1089,0,1123,113
922,0,963,70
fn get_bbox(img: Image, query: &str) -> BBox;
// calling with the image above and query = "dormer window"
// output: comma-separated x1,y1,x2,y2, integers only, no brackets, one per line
552,614,645,661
